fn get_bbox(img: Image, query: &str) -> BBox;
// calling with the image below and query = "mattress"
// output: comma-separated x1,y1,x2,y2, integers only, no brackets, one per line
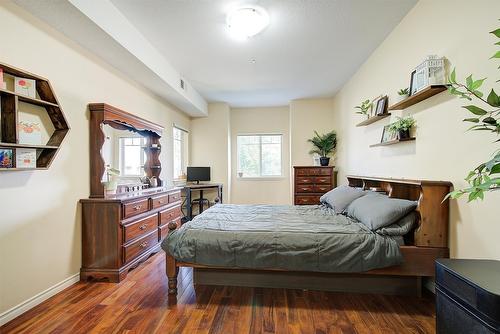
162,204,404,273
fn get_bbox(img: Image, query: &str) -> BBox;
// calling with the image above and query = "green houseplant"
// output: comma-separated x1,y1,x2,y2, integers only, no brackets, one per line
398,88,410,96
308,130,337,166
355,99,374,118
388,116,416,139
445,23,500,202
397,88,410,102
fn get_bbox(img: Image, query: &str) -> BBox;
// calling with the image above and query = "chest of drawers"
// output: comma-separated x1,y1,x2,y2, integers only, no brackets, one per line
293,166,337,205
80,187,182,282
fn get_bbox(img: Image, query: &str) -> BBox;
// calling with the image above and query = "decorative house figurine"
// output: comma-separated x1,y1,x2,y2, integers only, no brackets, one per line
413,55,445,94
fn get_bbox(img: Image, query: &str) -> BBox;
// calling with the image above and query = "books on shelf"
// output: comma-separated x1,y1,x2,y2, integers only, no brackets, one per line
14,76,36,98
16,148,36,168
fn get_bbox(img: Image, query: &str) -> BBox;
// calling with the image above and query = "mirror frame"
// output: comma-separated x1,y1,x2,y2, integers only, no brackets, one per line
88,103,164,198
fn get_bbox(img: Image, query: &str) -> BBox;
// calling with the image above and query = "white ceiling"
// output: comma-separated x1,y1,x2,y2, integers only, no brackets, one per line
110,0,417,107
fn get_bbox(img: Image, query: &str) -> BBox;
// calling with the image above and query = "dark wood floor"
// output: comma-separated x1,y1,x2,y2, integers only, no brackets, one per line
1,252,436,334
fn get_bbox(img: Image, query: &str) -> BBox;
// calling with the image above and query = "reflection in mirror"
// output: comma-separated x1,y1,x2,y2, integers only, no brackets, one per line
101,124,147,185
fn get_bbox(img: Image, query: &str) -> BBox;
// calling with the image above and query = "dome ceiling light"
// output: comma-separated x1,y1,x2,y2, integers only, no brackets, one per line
226,6,270,40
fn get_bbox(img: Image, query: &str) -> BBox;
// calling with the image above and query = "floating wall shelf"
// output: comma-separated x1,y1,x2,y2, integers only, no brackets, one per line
388,85,448,111
370,137,416,147
356,113,391,127
0,62,69,171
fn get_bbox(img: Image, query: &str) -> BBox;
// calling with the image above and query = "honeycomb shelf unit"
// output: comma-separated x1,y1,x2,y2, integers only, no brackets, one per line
0,62,69,171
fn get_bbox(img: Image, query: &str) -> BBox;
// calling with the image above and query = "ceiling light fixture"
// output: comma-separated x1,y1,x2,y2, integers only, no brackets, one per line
226,6,269,40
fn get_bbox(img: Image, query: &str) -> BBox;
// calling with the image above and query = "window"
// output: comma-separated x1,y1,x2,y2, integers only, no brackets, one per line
237,134,282,178
173,126,188,179
119,137,146,177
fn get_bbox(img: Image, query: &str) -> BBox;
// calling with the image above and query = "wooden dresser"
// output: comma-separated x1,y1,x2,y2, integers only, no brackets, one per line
293,166,337,205
80,187,181,282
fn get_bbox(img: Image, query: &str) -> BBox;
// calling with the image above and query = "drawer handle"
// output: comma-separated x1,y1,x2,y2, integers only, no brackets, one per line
133,205,142,211
140,241,148,248
139,224,148,230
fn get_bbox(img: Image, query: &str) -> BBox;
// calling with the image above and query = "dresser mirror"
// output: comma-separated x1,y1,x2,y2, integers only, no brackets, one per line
101,124,149,190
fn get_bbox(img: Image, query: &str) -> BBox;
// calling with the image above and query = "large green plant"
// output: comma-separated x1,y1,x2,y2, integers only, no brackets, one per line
388,116,416,133
446,24,500,201
308,131,337,157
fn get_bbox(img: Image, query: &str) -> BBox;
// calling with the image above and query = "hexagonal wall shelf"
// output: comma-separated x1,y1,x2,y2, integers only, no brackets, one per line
0,62,69,170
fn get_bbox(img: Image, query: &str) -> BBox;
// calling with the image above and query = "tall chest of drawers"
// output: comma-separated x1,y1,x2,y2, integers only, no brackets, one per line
293,166,337,205
80,187,181,282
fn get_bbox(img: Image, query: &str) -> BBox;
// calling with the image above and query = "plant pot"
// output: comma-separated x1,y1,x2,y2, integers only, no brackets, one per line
397,94,409,102
398,129,410,139
319,157,330,166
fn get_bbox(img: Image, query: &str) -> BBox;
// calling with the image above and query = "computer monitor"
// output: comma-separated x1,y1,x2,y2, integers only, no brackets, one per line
187,167,210,184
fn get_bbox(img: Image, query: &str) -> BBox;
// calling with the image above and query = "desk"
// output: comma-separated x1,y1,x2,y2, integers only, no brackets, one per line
183,183,223,221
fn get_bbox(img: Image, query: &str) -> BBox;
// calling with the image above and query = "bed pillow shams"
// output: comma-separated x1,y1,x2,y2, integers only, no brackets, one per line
346,193,417,230
319,185,366,214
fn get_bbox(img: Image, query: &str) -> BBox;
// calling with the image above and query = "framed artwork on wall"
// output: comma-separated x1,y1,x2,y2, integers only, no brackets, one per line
374,96,388,115
381,125,397,143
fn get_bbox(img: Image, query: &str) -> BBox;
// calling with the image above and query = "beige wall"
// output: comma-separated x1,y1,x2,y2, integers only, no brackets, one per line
0,1,190,316
290,98,335,166
231,107,291,204
332,0,500,259
190,102,231,202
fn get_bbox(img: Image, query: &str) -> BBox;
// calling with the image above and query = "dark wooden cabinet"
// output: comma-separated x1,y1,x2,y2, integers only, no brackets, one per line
80,188,181,282
80,103,178,283
436,259,500,334
293,166,337,205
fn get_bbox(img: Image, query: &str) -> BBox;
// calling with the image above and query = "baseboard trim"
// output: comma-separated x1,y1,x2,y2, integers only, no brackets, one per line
0,273,80,326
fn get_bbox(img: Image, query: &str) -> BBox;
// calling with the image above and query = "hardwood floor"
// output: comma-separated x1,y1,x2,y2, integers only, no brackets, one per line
1,252,437,334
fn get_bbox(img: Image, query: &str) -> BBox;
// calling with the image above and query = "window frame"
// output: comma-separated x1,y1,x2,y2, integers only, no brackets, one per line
236,133,284,180
173,125,188,180
118,136,146,177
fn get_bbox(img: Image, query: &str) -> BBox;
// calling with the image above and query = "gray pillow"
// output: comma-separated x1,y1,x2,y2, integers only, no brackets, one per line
319,185,366,214
376,212,418,236
346,194,417,230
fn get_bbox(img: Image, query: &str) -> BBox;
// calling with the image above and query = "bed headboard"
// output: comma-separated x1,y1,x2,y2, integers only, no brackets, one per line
346,175,452,248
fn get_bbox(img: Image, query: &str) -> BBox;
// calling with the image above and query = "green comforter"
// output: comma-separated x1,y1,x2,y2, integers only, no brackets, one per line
162,204,403,272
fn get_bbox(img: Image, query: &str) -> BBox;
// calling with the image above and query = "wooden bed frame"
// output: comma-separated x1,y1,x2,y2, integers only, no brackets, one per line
165,175,452,296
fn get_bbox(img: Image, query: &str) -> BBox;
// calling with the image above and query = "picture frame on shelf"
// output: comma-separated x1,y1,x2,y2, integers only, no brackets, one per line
374,96,388,115
16,148,37,169
14,76,36,98
18,121,42,145
381,125,397,143
0,148,14,168
409,70,417,96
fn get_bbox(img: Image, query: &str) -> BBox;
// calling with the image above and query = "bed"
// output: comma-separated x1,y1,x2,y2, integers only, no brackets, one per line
162,175,451,296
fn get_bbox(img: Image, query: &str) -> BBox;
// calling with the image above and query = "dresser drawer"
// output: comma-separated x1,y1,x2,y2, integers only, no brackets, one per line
151,195,169,210
123,231,157,264
314,184,333,193
168,191,181,203
159,206,182,227
296,176,315,184
296,184,315,193
123,198,149,219
123,214,157,243
314,176,331,184
295,195,321,205
319,168,332,175
295,168,320,176
158,218,181,241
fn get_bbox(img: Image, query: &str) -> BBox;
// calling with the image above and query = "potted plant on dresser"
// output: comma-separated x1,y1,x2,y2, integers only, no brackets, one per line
388,116,416,139
308,130,337,166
